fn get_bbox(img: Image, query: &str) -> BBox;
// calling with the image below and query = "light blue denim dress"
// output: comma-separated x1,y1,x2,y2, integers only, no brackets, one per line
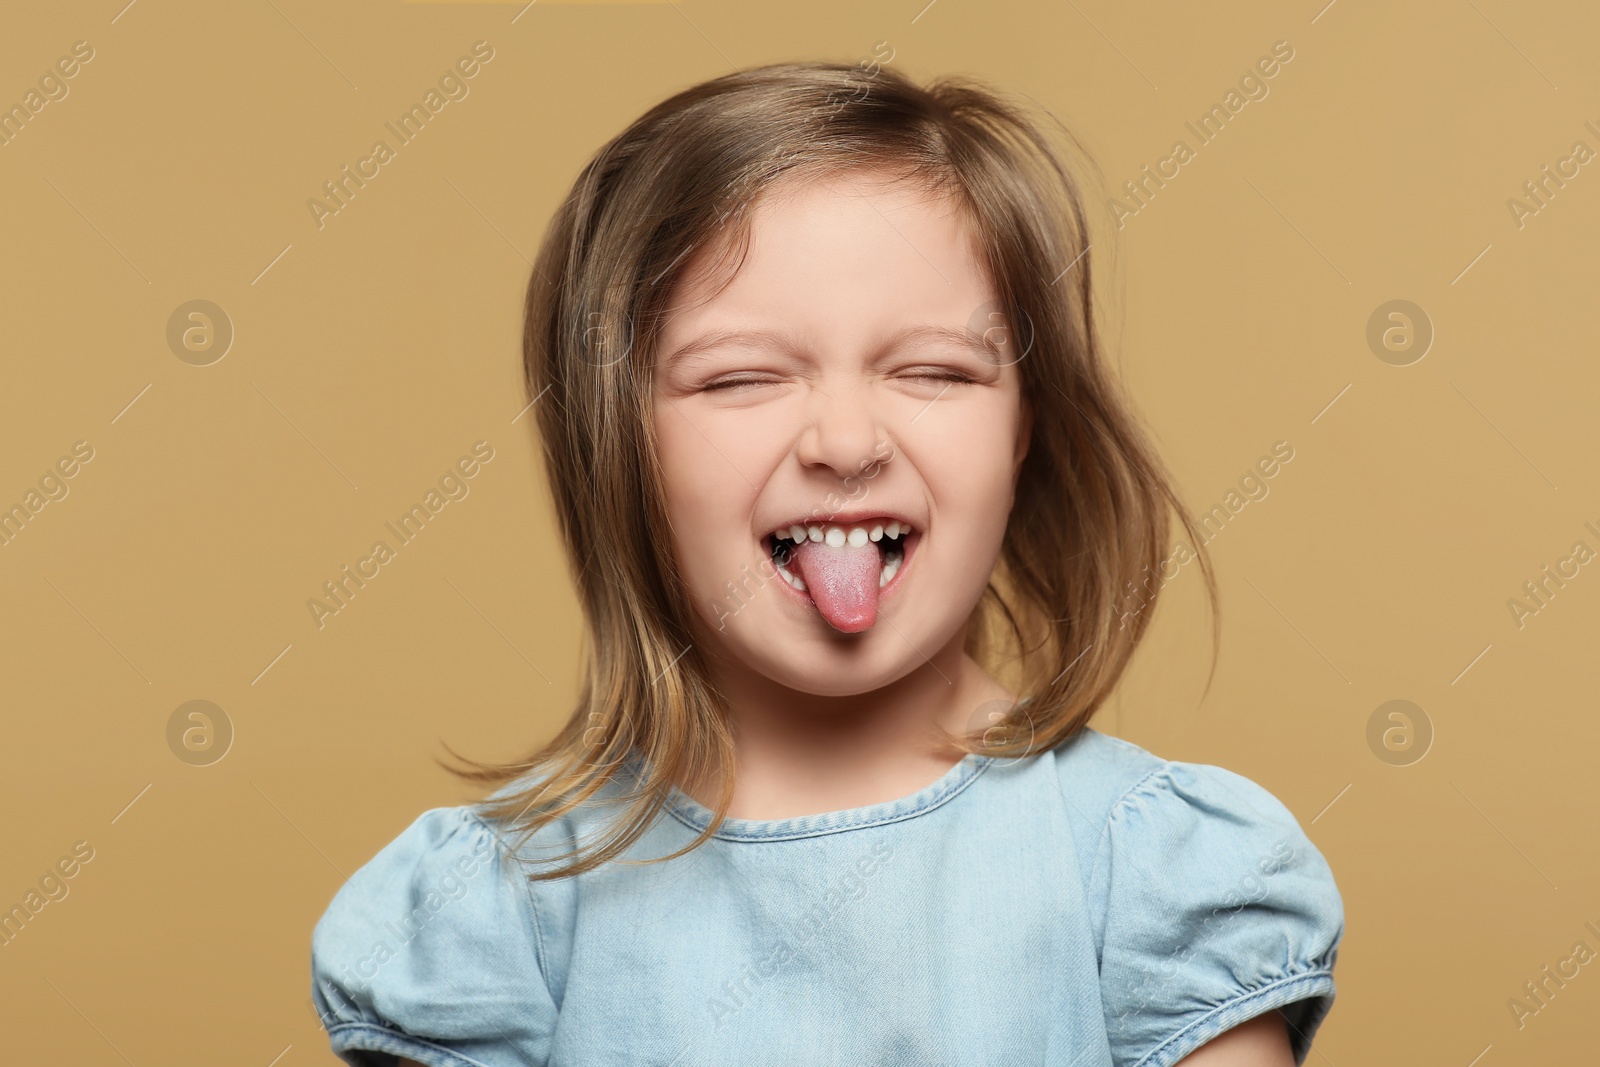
310,727,1343,1066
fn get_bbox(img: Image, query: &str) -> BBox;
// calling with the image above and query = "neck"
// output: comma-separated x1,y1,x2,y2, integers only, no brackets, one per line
685,627,1018,820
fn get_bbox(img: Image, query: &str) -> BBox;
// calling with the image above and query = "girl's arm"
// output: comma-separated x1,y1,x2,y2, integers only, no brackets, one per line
1175,1012,1296,1066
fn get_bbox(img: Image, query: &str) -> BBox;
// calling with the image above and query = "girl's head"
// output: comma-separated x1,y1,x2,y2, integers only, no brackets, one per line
461,60,1216,877
653,165,1031,696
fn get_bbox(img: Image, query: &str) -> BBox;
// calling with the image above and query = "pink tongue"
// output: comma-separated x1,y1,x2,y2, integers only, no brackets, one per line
789,541,881,633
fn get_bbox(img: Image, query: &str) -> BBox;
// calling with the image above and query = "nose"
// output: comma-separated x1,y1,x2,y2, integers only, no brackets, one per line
794,378,890,481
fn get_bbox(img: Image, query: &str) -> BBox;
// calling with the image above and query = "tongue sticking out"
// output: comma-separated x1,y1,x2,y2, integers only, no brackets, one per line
789,541,881,633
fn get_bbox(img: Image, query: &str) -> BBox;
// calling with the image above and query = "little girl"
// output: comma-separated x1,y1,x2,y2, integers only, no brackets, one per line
311,61,1342,1067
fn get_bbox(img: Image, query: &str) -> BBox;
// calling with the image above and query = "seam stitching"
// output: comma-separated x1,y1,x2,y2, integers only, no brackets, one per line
1128,969,1336,1067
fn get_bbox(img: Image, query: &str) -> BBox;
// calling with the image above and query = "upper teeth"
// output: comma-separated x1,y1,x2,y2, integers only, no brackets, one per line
770,520,910,592
778,520,907,544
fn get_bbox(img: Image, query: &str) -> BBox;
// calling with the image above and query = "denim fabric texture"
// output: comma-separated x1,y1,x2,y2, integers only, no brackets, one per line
310,727,1344,1066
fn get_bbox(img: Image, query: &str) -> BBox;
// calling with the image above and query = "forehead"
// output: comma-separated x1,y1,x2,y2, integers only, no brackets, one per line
658,170,996,353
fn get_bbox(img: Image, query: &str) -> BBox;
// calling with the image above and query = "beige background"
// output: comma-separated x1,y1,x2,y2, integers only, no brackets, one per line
1,0,1596,1063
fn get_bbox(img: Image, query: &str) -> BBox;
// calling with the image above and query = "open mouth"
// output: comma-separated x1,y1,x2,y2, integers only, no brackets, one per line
762,518,917,595
754,513,923,633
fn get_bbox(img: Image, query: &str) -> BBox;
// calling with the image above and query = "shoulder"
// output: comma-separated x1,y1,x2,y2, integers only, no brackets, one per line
311,806,541,979
1048,725,1170,822
1048,727,1345,1067
1046,726,1174,877
310,804,560,1066
1046,726,1336,902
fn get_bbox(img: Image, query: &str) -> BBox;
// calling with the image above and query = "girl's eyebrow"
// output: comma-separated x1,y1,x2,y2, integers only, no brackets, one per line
662,327,799,369
663,323,998,369
881,323,1001,362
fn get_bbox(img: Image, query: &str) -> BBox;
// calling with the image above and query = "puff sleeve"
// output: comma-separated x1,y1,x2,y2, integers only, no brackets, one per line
310,807,558,1067
1091,762,1344,1067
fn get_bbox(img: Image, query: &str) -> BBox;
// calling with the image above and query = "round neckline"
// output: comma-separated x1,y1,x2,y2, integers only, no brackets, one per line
660,750,995,842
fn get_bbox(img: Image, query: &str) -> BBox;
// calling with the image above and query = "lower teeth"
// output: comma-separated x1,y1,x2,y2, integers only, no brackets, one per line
771,539,904,591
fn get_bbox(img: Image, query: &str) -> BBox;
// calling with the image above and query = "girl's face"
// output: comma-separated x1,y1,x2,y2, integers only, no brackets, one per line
652,169,1031,697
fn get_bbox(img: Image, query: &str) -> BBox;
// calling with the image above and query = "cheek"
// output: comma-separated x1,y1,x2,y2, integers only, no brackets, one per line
652,406,766,596
654,403,744,515
909,405,1022,586
655,398,796,511
654,411,716,542
951,452,1018,547
919,402,1023,506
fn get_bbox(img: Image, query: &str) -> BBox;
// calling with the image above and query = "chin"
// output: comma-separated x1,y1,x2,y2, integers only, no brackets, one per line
744,646,923,698
711,594,958,698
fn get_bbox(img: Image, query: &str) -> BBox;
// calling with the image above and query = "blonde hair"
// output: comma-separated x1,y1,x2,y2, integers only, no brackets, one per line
448,60,1219,880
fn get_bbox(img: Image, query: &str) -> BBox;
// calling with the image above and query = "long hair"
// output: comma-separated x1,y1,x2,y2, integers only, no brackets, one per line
446,60,1220,880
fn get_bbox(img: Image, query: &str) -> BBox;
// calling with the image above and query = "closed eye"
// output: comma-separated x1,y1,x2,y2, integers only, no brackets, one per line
701,376,776,392
902,369,977,384
701,369,977,391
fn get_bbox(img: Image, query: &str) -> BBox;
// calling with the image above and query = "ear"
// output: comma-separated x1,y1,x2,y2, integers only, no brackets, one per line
1012,392,1034,475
